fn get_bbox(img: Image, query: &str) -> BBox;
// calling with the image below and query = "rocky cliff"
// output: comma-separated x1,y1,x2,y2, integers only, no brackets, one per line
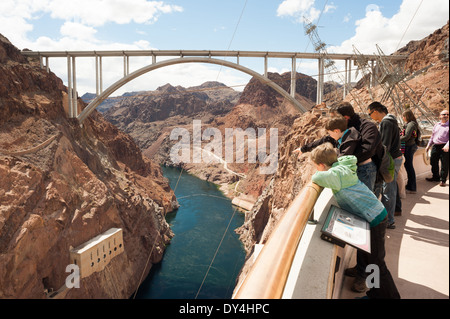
0,34,177,298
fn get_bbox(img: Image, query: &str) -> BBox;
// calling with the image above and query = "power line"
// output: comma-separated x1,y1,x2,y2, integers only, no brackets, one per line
395,0,424,52
216,0,249,81
195,205,240,299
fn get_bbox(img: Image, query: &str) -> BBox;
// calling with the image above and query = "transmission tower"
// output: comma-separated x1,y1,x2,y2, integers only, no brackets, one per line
353,45,377,102
353,43,437,131
374,45,437,127
303,18,365,113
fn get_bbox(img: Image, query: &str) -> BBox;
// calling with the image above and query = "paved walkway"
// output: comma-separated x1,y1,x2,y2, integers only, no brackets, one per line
341,178,449,299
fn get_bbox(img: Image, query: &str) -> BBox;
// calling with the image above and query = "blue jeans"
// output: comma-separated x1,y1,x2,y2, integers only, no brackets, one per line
404,144,418,191
357,161,377,192
375,157,403,225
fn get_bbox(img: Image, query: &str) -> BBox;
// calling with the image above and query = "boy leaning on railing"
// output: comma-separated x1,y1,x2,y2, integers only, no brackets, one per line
310,143,400,299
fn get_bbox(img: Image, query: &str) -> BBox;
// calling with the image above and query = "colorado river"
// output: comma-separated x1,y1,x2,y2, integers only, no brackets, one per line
135,166,246,299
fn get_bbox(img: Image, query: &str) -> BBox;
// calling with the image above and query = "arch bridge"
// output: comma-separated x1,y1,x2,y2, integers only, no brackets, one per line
21,50,407,123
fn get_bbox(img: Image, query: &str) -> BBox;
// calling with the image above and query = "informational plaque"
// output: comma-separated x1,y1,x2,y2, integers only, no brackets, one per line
320,205,371,253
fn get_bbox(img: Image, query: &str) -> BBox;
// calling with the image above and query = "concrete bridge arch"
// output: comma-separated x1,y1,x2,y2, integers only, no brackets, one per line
77,57,308,123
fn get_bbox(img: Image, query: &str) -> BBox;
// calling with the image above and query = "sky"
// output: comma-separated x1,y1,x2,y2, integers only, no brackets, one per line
1,0,449,96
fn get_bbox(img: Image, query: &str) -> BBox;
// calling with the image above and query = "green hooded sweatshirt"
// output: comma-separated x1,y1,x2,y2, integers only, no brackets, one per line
312,155,387,227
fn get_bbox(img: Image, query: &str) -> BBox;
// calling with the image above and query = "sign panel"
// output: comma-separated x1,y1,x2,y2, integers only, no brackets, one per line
321,205,371,253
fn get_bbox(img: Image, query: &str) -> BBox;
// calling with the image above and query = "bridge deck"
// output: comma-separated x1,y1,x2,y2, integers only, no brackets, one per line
21,49,407,61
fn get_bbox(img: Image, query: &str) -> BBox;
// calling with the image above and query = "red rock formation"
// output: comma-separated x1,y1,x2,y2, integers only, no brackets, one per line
0,34,177,298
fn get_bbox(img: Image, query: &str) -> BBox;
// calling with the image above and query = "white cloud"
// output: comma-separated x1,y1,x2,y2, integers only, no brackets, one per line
46,0,183,26
329,0,449,55
276,0,335,23
323,4,337,14
343,13,351,23
60,22,98,41
277,0,318,22
277,0,314,16
0,0,183,49
268,66,291,74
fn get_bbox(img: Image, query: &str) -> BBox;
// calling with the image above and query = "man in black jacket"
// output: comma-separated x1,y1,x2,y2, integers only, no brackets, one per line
331,102,382,192
368,101,403,230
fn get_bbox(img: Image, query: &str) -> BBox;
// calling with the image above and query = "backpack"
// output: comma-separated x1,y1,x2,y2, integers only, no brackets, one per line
376,144,395,183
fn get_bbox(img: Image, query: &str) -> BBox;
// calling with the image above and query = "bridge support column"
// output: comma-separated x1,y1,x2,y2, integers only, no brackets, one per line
95,56,99,96
67,56,72,117
72,56,78,118
264,55,268,78
66,56,78,118
316,58,324,105
39,56,50,72
95,55,104,96
347,59,352,96
291,57,296,98
123,54,130,77
370,60,376,88
344,59,348,98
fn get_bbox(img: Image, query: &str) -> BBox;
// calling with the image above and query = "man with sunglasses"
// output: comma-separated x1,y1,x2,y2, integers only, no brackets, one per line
426,110,449,187
367,102,403,230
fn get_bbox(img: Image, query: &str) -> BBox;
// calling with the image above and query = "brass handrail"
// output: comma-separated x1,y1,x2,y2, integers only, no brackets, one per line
233,182,323,299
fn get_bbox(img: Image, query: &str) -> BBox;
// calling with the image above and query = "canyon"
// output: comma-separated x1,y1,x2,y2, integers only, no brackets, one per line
0,20,448,299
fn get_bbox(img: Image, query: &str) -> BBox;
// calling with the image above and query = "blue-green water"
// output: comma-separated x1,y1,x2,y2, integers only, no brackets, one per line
135,166,246,299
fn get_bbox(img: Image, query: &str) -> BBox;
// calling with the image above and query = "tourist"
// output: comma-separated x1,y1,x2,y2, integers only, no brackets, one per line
325,115,362,156
329,102,382,192
400,109,420,193
425,109,449,187
294,115,362,160
310,143,400,299
368,102,403,230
